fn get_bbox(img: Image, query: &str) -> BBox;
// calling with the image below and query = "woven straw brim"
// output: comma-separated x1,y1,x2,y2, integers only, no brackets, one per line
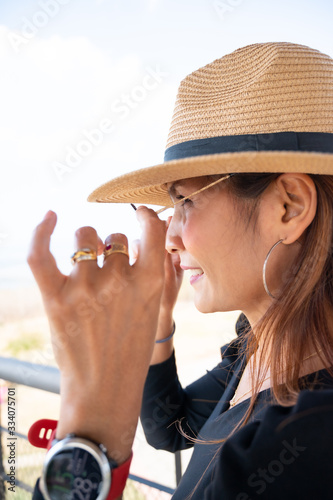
88,42,333,206
88,151,333,207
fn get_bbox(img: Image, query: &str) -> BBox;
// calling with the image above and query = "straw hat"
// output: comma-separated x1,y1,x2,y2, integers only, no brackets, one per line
88,42,333,207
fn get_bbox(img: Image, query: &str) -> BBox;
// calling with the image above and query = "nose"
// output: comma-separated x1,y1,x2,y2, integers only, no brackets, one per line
165,214,185,254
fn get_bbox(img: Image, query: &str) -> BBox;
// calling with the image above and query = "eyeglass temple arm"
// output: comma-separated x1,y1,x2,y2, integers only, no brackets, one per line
131,174,234,215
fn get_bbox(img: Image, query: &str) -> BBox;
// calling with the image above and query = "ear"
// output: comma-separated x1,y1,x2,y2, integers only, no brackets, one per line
274,173,317,244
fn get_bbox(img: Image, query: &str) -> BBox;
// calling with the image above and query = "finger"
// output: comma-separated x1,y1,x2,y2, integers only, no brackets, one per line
166,216,173,230
165,251,183,282
72,226,99,278
135,207,166,275
27,211,65,296
171,251,183,274
130,239,140,264
97,236,104,256
164,250,175,280
103,233,129,268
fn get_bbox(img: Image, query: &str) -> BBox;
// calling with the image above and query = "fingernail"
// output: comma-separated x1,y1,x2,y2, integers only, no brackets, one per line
166,216,173,228
43,210,55,221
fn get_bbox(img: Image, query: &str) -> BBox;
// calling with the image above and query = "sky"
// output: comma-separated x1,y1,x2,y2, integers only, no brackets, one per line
1,0,333,288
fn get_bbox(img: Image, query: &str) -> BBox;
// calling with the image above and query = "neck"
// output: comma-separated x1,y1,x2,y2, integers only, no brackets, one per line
246,342,327,387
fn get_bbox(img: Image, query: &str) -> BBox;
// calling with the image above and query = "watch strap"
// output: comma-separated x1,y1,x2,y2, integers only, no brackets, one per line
108,451,132,500
28,419,132,500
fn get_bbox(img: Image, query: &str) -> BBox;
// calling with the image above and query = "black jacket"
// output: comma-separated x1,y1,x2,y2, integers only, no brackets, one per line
141,323,333,499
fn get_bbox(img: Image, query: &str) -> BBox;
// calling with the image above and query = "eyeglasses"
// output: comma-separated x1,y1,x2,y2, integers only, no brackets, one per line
130,174,233,216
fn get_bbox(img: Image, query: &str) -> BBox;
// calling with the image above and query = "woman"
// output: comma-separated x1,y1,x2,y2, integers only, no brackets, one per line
29,42,333,499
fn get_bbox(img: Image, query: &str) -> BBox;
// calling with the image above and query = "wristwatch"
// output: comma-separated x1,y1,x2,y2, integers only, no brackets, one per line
28,419,132,500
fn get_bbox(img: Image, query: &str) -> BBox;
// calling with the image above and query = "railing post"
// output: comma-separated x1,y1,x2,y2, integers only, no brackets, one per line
0,359,179,496
175,450,182,486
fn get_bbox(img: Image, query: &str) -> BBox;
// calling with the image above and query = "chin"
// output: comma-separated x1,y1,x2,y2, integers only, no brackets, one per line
193,295,216,314
194,293,236,314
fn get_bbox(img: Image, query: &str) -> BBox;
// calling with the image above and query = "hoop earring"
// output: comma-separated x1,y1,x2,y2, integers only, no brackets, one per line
263,239,284,299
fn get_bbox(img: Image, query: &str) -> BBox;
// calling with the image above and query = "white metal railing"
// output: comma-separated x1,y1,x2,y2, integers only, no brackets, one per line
0,356,180,496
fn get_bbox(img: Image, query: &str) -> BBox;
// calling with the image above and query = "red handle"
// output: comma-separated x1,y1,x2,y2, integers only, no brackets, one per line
28,419,58,450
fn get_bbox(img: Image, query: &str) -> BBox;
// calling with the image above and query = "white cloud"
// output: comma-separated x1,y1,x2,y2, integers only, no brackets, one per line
146,0,160,11
0,25,174,170
0,25,176,287
0,26,145,163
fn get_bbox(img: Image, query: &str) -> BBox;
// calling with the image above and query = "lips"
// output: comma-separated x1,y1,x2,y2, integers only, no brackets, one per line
190,269,204,276
181,265,204,285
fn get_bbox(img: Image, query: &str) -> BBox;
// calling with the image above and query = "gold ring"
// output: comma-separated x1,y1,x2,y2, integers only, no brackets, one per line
103,243,129,262
71,248,97,265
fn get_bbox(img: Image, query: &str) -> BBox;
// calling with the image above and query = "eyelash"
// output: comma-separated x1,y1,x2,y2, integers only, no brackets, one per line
175,195,192,206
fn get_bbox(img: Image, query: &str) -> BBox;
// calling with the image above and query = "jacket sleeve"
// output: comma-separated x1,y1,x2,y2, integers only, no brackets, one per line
140,337,243,452
204,389,333,499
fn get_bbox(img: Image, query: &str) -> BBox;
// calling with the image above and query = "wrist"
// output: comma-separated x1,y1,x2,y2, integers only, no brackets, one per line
155,321,175,343
151,315,175,365
57,388,138,463
155,310,174,341
29,420,132,500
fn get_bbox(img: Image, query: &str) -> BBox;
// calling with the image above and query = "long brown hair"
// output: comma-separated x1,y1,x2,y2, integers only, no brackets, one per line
182,173,333,499
228,173,333,427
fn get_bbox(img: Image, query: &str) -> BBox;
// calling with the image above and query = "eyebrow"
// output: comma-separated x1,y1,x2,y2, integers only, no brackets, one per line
167,180,185,197
168,175,232,199
157,174,233,215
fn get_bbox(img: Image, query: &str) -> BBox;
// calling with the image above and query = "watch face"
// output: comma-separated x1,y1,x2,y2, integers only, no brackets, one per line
45,448,103,500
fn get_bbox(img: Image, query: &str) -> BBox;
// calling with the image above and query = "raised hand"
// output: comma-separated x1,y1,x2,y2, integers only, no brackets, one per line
27,207,166,463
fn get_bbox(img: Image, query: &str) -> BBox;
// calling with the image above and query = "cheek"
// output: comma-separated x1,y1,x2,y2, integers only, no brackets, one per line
181,220,209,256
181,227,196,255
